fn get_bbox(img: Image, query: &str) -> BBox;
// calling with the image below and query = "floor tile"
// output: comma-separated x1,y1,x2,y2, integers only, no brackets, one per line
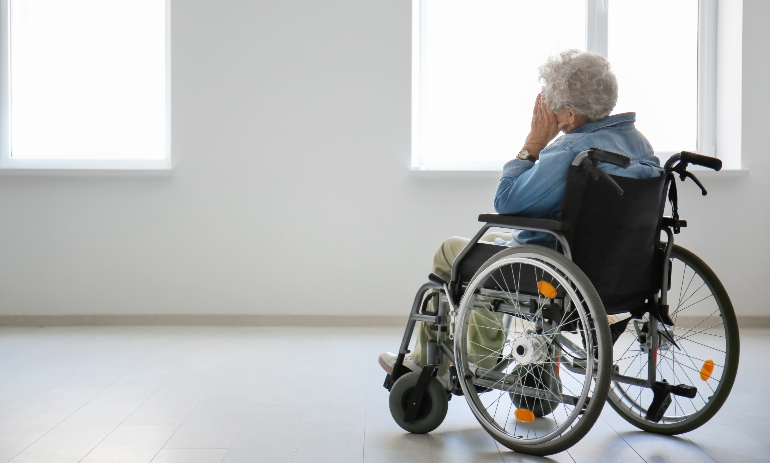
612,431,714,463
498,445,573,463
0,388,107,458
9,424,114,463
686,424,770,463
80,425,177,463
572,413,635,449
363,447,432,463
222,405,306,463
164,421,243,450
568,446,643,463
427,426,504,463
293,422,364,463
363,422,433,461
305,403,366,425
151,448,228,463
121,375,213,427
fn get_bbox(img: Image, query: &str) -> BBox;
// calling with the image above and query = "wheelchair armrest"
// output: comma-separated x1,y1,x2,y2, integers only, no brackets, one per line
478,214,571,232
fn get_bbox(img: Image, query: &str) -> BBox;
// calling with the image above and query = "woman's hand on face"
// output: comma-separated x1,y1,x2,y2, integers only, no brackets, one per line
523,93,560,157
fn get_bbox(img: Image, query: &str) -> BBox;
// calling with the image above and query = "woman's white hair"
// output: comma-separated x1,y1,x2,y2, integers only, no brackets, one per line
539,50,618,122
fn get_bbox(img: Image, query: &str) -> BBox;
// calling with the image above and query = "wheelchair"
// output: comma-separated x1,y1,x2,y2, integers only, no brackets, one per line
383,148,739,456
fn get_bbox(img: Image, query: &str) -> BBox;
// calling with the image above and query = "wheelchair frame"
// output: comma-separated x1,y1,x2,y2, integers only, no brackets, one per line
383,149,720,428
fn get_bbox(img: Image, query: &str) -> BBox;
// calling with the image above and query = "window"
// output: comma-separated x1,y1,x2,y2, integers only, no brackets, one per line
0,0,169,170
412,0,717,171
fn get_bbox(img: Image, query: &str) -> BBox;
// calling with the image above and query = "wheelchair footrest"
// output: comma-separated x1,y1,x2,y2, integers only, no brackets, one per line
669,383,698,399
383,374,394,391
646,382,672,423
653,379,698,398
383,353,416,391
646,380,697,422
449,366,464,396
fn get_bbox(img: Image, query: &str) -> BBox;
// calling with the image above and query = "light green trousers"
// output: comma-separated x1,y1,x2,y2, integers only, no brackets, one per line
411,233,512,375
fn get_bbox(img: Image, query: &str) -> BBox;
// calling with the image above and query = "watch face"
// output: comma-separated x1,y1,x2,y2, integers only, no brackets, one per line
517,150,530,160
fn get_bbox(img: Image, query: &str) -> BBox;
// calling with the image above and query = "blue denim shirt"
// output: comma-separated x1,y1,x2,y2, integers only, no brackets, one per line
494,112,662,247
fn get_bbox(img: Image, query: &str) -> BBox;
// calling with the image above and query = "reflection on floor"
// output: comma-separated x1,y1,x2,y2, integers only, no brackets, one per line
0,326,767,463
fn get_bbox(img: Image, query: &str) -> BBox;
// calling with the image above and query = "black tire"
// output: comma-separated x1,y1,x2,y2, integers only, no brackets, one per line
509,363,562,417
455,245,612,456
389,371,448,434
608,244,740,434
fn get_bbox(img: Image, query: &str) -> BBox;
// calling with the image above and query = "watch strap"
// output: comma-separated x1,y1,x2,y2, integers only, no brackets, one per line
517,149,537,162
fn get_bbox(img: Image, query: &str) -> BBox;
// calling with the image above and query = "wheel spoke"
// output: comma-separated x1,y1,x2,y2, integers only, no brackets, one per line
675,281,707,313
672,293,714,317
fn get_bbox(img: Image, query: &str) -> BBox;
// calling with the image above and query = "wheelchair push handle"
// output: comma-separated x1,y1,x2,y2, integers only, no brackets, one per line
664,151,722,172
572,148,630,196
588,148,632,168
679,151,722,171
664,151,722,197
572,148,631,169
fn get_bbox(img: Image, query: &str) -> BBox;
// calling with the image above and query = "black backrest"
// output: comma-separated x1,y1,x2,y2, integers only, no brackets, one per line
561,166,668,314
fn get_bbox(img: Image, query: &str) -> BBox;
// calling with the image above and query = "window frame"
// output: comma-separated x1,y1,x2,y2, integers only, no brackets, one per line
411,0,721,172
0,0,172,172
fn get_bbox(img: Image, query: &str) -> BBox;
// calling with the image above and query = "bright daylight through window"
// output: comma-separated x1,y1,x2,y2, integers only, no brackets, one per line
1,0,167,168
412,0,702,171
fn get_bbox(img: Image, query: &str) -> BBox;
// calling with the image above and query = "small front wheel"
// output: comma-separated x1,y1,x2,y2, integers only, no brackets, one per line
389,371,448,434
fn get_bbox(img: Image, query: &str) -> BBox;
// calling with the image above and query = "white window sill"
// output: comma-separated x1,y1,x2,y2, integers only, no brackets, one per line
410,167,749,178
0,159,172,175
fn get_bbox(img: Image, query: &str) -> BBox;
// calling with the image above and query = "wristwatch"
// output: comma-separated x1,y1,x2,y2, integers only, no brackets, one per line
516,149,537,162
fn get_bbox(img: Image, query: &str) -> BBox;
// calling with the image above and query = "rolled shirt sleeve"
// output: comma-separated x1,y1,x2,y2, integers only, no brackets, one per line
500,158,535,179
494,140,574,218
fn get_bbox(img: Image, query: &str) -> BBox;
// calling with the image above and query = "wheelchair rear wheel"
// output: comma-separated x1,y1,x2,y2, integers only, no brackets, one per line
607,244,739,434
454,245,612,456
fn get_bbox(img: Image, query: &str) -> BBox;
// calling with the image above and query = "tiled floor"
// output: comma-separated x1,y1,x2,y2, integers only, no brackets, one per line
0,326,767,463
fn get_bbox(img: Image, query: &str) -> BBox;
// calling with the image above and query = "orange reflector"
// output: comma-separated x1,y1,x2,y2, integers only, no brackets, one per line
537,281,557,299
700,359,715,381
515,409,535,422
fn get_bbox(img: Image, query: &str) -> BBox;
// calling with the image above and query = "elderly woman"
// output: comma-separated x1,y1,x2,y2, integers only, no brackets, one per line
379,50,661,388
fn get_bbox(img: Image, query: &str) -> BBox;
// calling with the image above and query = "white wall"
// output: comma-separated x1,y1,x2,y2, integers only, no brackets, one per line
0,0,767,317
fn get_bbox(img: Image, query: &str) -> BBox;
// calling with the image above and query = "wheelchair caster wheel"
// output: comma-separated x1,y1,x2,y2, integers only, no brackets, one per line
389,371,448,434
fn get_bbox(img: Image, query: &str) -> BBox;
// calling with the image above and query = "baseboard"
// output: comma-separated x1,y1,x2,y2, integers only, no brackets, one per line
0,314,767,328
0,314,406,327
734,316,770,328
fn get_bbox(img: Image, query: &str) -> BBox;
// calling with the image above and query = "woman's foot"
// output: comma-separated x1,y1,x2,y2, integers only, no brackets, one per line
378,352,419,374
378,352,452,390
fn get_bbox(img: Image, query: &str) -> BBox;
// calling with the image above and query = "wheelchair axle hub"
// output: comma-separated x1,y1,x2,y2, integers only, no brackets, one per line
510,334,550,365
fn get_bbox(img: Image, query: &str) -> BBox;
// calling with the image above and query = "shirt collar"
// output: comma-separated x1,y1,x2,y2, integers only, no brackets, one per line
569,112,637,134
